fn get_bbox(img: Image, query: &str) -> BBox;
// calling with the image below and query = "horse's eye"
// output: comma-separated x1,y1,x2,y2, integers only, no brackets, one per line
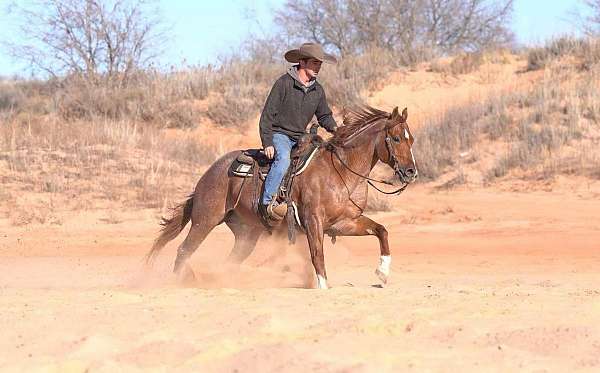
392,136,401,143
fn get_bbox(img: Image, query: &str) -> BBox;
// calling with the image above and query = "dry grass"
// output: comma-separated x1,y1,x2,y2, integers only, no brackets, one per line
429,50,511,76
430,52,484,75
0,116,218,222
487,63,600,180
416,51,600,184
0,48,404,224
0,48,405,131
2,39,600,225
526,37,600,71
415,102,487,180
0,69,216,130
320,47,403,107
365,192,393,213
56,71,212,128
205,48,403,125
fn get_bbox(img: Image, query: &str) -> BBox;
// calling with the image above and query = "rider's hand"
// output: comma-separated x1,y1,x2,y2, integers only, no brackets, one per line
264,146,275,159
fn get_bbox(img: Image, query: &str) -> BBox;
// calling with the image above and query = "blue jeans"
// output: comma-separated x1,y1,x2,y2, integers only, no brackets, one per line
262,133,296,205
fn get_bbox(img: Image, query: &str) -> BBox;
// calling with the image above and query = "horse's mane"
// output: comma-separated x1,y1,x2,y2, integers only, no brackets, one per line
328,105,391,147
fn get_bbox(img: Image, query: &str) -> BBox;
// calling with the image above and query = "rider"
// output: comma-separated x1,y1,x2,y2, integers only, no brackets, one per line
259,42,339,221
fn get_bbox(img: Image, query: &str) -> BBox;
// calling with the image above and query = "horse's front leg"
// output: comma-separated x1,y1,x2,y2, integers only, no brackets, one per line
329,215,392,285
305,214,328,289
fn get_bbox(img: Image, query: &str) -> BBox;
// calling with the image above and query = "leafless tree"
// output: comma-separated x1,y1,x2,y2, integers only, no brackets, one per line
3,0,167,86
580,0,600,35
275,0,513,61
423,0,513,53
276,0,358,56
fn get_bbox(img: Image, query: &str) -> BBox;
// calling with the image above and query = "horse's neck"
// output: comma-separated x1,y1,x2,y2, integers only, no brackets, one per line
336,134,378,185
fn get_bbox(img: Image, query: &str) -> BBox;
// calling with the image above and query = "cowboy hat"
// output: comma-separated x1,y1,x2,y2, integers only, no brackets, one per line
284,42,338,64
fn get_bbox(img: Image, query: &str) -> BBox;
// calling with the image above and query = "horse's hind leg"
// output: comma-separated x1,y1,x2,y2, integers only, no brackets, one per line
173,210,223,282
225,222,263,264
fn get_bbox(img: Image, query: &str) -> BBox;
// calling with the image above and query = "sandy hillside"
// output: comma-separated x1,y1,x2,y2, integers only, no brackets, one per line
2,54,600,372
367,53,541,128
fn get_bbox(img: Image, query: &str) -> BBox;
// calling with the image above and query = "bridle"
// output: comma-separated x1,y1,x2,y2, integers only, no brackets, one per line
328,127,410,196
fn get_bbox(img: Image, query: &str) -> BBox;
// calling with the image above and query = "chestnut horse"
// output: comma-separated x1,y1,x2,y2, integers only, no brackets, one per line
146,105,418,289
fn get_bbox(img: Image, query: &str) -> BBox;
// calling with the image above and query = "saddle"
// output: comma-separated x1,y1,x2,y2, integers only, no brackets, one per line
228,134,323,241
228,134,323,179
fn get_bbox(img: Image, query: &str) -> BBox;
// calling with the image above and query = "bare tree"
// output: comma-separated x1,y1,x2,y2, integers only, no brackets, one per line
3,0,167,85
580,0,600,35
275,0,358,57
423,0,514,53
275,0,513,60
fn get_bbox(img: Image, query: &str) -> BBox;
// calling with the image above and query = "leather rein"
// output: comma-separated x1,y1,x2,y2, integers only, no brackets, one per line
327,128,409,196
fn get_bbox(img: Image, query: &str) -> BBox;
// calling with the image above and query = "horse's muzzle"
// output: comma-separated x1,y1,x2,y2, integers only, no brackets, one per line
397,167,418,184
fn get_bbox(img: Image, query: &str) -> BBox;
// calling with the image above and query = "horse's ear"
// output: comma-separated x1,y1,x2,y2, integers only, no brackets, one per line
401,108,408,123
386,107,400,128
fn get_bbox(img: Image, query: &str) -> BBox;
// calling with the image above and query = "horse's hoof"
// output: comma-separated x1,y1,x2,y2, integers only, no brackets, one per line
177,264,197,286
375,268,388,286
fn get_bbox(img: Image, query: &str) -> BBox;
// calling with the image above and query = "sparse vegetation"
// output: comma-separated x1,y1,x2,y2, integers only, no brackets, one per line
365,192,392,213
526,37,600,71
416,48,600,184
0,115,218,224
430,52,485,75
0,46,406,128
2,1,600,225
429,50,512,76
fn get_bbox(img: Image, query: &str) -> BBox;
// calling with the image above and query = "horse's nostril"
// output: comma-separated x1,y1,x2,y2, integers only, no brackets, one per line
406,168,415,176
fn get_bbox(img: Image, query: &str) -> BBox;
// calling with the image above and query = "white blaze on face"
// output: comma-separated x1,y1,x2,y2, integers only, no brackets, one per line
404,127,418,176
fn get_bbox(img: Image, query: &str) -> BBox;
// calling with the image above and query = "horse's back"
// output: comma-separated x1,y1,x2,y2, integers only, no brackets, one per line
192,150,242,200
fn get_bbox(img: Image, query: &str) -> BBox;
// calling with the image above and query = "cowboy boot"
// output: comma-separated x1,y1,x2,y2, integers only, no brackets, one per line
267,199,287,220
258,202,285,227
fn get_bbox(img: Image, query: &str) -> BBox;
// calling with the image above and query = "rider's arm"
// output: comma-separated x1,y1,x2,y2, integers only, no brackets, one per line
315,89,337,133
259,77,285,148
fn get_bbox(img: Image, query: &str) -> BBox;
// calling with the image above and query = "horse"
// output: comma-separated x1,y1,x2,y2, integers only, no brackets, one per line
146,105,418,289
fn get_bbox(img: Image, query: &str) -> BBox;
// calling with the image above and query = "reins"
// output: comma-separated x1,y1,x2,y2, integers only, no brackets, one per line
326,142,408,196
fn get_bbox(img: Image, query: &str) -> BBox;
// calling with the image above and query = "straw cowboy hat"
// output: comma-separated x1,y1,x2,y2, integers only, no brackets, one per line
284,42,338,64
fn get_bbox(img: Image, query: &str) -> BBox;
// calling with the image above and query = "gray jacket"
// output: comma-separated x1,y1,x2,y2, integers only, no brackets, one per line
259,67,337,148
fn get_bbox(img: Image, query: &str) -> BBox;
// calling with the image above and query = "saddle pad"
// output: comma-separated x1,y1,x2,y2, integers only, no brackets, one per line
228,146,320,178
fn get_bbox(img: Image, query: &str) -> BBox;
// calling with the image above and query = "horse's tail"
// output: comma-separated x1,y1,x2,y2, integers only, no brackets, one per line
145,195,194,264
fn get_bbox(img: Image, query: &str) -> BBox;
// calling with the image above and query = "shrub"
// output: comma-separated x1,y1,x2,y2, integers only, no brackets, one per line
526,37,600,71
430,52,484,75
0,82,25,112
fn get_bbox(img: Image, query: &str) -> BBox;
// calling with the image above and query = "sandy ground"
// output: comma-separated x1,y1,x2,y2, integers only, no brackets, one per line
1,185,600,372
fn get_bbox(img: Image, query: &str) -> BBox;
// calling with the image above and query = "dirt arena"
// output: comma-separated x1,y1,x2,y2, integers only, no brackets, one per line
2,184,600,372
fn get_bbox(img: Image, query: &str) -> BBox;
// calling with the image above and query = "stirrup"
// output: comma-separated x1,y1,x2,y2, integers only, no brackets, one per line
267,200,287,220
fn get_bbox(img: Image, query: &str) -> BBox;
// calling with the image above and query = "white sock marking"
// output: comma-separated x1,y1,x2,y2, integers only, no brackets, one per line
378,255,391,276
317,275,328,289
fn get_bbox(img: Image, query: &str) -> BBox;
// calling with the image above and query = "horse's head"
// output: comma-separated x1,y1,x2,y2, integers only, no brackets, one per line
375,107,418,184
